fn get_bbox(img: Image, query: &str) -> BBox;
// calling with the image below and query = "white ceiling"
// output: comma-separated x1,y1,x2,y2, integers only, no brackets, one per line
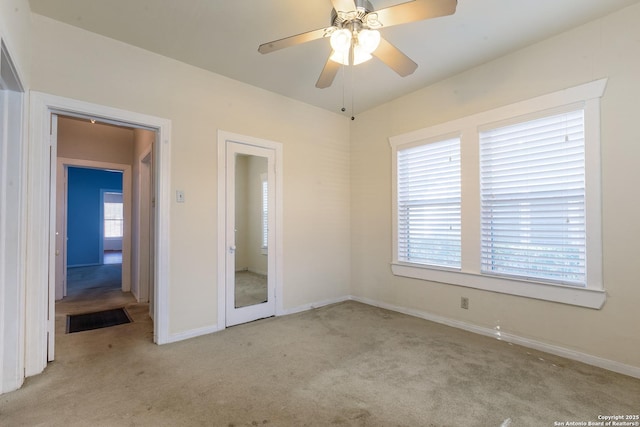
28,0,640,116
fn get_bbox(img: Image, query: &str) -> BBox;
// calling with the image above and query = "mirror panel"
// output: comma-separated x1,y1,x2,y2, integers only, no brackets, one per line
234,154,268,308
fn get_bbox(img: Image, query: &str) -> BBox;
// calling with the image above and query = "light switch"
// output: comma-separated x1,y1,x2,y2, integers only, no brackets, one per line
176,190,185,203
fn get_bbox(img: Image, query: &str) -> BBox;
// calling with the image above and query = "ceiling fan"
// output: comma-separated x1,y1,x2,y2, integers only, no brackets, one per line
258,0,458,89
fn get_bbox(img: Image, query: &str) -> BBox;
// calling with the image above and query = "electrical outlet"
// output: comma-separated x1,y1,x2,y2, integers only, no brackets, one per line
461,297,469,310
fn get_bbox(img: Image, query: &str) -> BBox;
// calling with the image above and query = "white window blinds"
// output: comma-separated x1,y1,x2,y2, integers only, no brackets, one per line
397,137,461,268
479,109,586,286
104,192,124,239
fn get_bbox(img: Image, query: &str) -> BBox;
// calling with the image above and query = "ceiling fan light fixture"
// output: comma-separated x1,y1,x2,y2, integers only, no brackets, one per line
259,0,459,92
330,46,372,66
330,28,352,53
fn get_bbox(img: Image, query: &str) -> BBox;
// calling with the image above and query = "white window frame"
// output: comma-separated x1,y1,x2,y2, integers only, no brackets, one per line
390,79,606,309
103,191,124,239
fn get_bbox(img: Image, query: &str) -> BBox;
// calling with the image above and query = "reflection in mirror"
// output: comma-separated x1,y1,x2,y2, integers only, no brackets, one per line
234,154,268,308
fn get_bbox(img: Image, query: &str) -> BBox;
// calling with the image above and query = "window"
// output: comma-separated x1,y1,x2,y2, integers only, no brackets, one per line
390,79,606,308
104,192,123,238
480,109,586,286
397,137,461,268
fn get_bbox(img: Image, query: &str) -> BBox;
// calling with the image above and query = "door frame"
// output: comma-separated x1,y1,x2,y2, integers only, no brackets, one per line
225,142,275,326
0,40,26,394
217,130,284,329
25,92,172,378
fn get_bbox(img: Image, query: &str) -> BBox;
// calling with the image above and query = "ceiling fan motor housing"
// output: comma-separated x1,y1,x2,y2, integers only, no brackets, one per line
331,0,375,28
355,0,375,12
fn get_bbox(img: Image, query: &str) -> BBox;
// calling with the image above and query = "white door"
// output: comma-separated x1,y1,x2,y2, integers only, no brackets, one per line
47,114,58,361
225,141,276,326
142,150,155,318
55,161,68,299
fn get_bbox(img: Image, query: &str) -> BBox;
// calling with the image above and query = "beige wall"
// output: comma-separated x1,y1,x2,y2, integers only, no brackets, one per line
351,3,640,368
234,155,250,271
30,14,351,335
246,155,268,276
57,116,135,164
0,0,31,86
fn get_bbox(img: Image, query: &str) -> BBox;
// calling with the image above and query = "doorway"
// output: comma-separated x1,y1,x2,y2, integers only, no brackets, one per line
55,161,131,299
25,92,172,378
217,131,283,328
52,114,156,352
54,116,135,301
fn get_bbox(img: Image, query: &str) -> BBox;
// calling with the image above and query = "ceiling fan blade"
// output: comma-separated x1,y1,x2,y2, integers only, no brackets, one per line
375,0,457,28
372,37,418,77
316,55,341,88
330,0,357,13
259,27,330,54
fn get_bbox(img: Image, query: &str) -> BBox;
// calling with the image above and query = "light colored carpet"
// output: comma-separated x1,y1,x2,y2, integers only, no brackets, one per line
2,288,639,426
235,270,268,308
67,264,122,293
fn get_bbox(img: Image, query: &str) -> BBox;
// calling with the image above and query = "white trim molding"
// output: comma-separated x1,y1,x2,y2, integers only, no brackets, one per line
279,296,351,316
391,264,606,309
165,324,223,344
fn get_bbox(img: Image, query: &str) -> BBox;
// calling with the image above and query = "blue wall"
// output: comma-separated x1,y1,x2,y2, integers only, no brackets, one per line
67,167,123,267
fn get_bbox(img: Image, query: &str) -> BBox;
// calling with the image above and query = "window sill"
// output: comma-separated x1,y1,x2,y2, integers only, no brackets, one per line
391,262,606,309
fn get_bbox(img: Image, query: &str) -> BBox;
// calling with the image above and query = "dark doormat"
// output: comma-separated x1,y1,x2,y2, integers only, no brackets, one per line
67,307,132,333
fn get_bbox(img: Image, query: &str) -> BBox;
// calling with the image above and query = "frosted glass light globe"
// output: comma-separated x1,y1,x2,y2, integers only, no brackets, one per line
330,29,352,54
358,29,381,54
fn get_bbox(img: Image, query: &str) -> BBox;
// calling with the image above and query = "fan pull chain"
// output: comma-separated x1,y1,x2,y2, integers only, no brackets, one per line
338,42,356,120
350,60,355,120
341,62,346,113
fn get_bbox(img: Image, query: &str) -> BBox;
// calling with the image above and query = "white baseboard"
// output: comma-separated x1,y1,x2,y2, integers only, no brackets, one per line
279,295,351,316
349,295,640,379
165,323,223,344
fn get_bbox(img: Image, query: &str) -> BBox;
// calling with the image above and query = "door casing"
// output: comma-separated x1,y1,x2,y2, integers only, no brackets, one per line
217,130,284,329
